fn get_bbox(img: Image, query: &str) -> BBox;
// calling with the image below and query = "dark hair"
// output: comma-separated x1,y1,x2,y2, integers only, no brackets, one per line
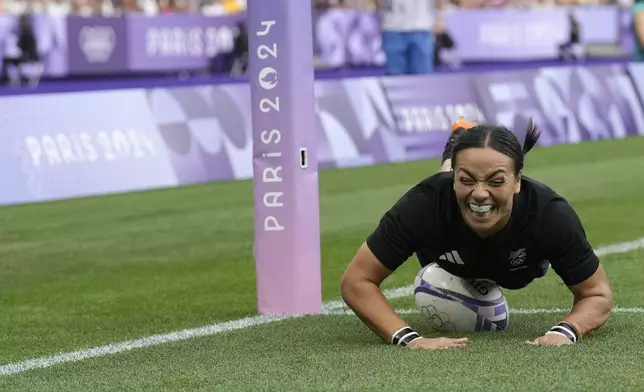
450,119,541,175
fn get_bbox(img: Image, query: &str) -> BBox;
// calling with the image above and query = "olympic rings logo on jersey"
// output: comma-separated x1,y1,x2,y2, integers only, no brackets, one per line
508,248,527,267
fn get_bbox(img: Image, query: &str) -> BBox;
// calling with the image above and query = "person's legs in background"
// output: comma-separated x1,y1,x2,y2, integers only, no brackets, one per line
408,30,434,74
381,30,409,75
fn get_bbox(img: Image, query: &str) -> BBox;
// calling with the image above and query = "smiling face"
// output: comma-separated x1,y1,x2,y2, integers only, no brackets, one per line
453,147,521,238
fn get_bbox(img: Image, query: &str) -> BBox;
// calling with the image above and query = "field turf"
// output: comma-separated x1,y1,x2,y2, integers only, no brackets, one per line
1,136,644,391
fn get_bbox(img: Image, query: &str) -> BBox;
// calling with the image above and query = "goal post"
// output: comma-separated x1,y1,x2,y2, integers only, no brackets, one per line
247,0,323,315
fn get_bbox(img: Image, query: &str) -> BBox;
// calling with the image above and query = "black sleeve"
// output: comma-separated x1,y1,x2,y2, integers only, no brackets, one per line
537,200,599,286
365,186,434,272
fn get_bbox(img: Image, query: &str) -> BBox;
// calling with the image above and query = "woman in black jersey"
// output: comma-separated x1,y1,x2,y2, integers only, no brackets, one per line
340,118,613,350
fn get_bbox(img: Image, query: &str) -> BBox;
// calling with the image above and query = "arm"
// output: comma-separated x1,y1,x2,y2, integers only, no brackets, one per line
341,187,427,343
340,183,468,349
528,200,613,345
563,264,613,338
340,242,409,341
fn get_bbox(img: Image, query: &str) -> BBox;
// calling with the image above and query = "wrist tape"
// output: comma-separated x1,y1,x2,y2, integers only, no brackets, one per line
391,326,422,346
546,321,580,343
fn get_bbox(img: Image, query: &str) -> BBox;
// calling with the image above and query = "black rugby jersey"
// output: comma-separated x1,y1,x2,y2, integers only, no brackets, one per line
366,171,599,289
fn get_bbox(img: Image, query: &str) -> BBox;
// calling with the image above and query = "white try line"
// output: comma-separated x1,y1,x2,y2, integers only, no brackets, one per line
1,237,643,377
324,307,644,316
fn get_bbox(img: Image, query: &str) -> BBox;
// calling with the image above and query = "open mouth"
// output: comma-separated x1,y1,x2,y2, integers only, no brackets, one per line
468,203,495,219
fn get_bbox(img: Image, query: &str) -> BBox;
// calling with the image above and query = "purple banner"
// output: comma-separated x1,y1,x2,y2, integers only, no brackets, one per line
445,9,569,61
0,89,177,205
473,64,644,146
2,62,644,206
127,14,243,71
66,14,244,75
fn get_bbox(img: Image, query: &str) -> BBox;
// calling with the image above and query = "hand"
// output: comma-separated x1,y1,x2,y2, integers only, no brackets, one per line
406,337,468,350
525,333,573,346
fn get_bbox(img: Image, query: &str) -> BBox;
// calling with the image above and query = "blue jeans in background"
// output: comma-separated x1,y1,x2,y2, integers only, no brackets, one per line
381,31,434,75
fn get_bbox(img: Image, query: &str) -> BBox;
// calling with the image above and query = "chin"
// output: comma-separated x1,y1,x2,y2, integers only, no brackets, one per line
462,209,501,235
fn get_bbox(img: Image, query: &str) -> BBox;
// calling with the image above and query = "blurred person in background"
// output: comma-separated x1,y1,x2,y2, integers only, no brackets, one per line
229,21,248,76
432,16,457,68
1,13,39,86
70,0,98,15
633,0,644,61
558,13,583,61
45,0,72,14
376,0,441,75
121,0,143,12
158,0,177,13
313,0,355,69
0,0,28,14
202,0,242,15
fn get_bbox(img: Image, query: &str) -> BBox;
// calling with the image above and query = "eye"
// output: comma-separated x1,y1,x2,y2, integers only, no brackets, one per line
489,178,506,187
459,177,475,185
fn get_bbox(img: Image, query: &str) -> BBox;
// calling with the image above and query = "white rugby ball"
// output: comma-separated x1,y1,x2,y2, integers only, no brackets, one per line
413,263,509,333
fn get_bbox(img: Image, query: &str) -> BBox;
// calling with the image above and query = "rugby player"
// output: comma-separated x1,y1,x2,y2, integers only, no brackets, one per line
340,118,613,349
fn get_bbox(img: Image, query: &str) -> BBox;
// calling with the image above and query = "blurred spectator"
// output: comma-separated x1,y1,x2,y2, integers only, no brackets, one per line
229,21,248,76
157,0,177,12
70,0,95,15
432,17,457,68
1,13,40,86
46,0,72,14
633,0,644,60
202,0,242,15
377,0,440,75
559,13,584,60
121,0,143,12
314,0,354,69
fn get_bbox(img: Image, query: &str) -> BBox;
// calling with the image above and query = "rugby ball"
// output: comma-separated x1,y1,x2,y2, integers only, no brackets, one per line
413,263,509,332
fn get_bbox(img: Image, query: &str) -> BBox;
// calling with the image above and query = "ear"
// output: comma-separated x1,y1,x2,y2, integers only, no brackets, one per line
514,171,522,194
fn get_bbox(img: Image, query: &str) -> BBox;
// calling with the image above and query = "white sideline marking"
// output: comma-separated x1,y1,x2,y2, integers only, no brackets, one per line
324,307,644,316
1,237,643,377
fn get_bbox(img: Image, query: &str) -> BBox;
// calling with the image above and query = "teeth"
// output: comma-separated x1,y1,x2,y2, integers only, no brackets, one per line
469,204,493,213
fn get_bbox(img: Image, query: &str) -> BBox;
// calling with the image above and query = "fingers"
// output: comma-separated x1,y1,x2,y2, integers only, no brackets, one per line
407,337,470,350
525,336,571,346
442,337,468,348
451,337,469,343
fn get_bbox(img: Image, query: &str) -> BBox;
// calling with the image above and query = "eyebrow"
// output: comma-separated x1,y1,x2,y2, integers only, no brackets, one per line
458,168,507,179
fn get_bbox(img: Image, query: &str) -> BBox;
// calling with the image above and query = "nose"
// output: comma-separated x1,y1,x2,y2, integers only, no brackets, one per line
470,184,490,203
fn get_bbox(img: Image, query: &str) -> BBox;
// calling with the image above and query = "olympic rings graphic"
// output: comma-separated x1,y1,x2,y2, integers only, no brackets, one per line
420,305,457,332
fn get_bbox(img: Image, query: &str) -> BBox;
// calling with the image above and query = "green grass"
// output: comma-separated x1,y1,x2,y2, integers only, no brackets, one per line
1,136,644,390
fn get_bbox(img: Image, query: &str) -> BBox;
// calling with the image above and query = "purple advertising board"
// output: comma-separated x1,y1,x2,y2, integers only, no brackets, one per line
444,9,570,61
66,14,244,75
0,89,177,205
313,73,486,169
2,62,644,206
127,14,244,71
473,64,644,146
